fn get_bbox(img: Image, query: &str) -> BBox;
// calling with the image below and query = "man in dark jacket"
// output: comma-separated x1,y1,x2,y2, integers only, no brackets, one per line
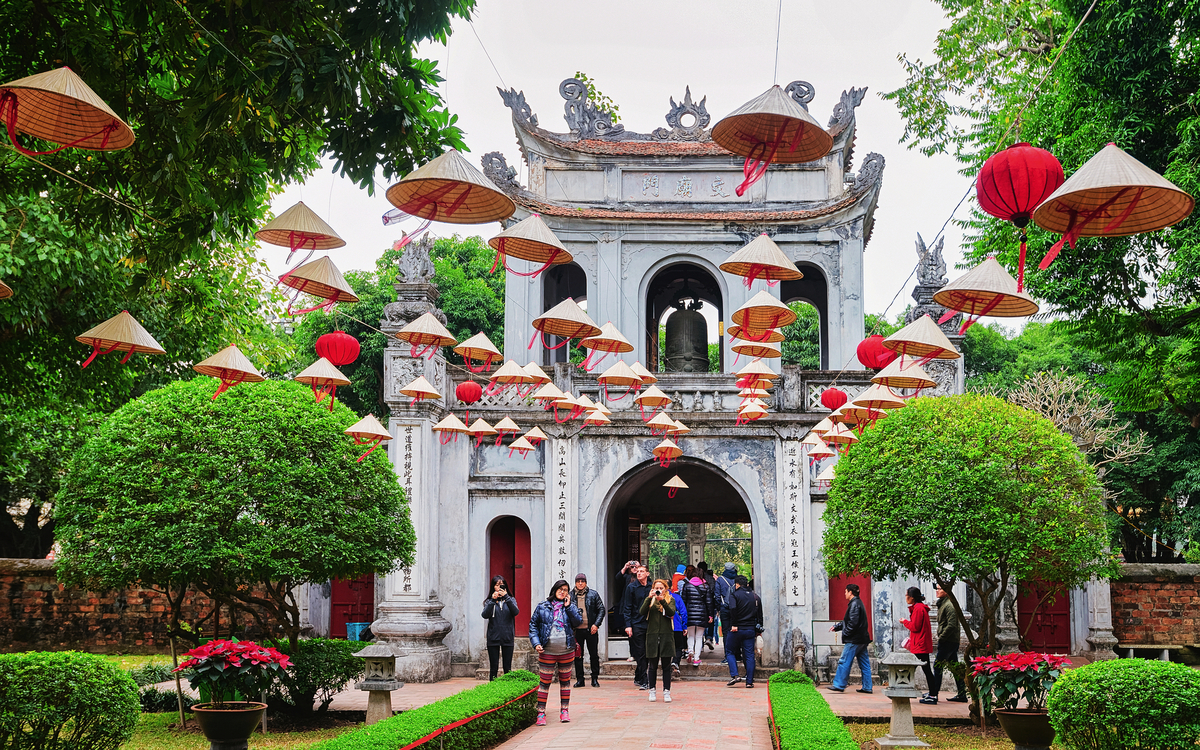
621,564,652,688
697,561,718,650
572,573,605,688
829,583,872,693
927,581,967,703
721,575,763,688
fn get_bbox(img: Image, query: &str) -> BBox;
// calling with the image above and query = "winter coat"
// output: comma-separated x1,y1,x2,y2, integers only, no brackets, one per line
481,594,519,645
671,591,688,632
722,586,763,630
681,577,711,625
833,595,871,644
936,595,960,645
901,602,933,654
639,593,677,658
572,587,605,630
713,572,735,611
529,599,583,651
621,579,651,630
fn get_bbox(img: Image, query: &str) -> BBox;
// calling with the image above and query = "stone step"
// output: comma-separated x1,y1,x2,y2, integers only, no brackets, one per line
472,658,781,681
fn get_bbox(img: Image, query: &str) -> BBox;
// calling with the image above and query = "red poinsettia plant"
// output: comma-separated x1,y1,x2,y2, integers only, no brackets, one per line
174,640,291,707
971,651,1070,712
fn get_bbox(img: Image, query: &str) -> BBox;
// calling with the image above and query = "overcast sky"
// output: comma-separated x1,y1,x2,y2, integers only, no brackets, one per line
259,0,972,322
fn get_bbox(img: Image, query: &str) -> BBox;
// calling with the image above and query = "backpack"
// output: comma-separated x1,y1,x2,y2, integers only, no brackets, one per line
714,575,733,609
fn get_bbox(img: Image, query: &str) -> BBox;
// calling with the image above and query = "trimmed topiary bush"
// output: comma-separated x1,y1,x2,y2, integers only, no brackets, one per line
768,670,857,750
0,651,140,749
1048,658,1200,750
268,638,365,715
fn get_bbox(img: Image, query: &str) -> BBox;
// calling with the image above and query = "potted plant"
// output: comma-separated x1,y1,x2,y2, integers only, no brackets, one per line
971,651,1070,750
175,639,290,748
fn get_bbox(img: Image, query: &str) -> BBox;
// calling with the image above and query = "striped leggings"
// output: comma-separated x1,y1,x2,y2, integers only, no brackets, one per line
536,650,574,712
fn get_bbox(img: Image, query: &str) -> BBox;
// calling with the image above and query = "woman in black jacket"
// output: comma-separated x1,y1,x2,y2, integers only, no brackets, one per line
482,575,520,680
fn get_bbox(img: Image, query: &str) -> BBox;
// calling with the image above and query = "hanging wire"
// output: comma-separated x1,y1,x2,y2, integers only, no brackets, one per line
772,0,783,86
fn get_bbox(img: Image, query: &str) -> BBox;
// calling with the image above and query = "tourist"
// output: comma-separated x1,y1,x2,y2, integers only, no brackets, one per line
697,561,717,651
481,575,519,681
928,582,968,704
671,564,686,593
714,562,737,646
828,583,872,693
670,576,687,678
611,559,639,637
639,578,677,703
530,579,584,725
681,564,712,666
572,573,604,688
721,575,762,687
621,563,652,688
900,586,936,702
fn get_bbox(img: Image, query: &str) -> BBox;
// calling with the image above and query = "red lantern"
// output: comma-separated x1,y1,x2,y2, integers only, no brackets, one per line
820,387,848,411
856,335,899,370
976,142,1064,292
456,380,483,405
315,330,360,366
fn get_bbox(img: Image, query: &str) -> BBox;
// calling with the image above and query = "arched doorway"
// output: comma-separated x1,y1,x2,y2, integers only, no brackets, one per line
780,262,829,369
542,262,587,365
644,262,723,373
488,516,532,634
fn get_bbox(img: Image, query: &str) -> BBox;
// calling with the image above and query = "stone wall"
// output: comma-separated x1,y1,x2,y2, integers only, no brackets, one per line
1,559,254,653
1111,563,1200,646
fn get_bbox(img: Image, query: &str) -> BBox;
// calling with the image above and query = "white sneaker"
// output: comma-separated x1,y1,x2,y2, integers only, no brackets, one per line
648,688,656,702
663,690,672,703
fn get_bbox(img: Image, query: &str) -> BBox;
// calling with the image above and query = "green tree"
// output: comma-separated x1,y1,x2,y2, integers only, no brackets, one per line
822,393,1117,657
781,302,819,369
54,378,413,650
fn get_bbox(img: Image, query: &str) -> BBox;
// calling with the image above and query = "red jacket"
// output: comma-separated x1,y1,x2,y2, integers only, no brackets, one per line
901,602,933,654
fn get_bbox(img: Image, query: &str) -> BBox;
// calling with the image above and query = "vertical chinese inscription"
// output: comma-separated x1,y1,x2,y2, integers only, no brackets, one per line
782,440,805,606
399,424,418,596
550,440,573,585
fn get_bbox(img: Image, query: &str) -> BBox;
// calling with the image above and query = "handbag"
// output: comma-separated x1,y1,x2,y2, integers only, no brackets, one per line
902,636,911,649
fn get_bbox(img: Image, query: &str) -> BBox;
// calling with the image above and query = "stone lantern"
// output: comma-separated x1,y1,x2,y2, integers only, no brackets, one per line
353,643,405,725
870,649,930,749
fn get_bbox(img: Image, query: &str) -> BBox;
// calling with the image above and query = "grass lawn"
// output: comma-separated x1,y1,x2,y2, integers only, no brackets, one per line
844,723,1065,750
122,714,360,749
101,654,174,671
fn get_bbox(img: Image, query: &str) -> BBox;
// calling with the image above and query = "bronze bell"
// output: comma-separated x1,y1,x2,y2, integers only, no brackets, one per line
664,298,709,372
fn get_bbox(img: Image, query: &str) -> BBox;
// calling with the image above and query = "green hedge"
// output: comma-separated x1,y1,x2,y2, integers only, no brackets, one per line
768,671,857,750
310,669,539,750
0,651,141,750
1048,658,1200,750
269,638,365,715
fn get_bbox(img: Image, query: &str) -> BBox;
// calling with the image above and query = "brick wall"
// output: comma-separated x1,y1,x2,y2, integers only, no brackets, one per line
1111,563,1200,646
1,559,259,654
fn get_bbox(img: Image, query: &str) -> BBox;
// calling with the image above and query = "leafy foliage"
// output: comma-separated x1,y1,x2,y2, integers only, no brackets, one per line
572,72,621,123
137,686,196,714
54,378,414,649
309,670,538,750
781,302,819,369
767,671,858,750
1047,659,1200,750
176,640,291,708
268,638,365,716
822,393,1116,656
0,651,140,750
971,652,1070,712
126,662,174,688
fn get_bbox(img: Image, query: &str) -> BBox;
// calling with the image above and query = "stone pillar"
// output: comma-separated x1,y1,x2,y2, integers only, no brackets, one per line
1083,578,1119,659
372,236,453,682
687,524,706,567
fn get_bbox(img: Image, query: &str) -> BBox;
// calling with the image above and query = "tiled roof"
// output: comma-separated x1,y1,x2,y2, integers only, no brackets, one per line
512,191,868,223
551,138,734,157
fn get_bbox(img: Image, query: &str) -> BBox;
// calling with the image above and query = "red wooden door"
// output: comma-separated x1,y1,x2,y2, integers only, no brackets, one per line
1017,581,1070,652
330,574,374,638
489,517,532,634
829,573,872,639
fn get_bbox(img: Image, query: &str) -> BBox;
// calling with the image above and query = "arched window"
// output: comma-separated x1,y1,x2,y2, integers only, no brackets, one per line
780,262,829,369
541,262,587,365
645,263,723,372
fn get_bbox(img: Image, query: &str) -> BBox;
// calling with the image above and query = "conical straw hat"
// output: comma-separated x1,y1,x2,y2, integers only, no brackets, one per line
598,360,642,387
652,439,682,459
193,345,265,382
468,418,497,436
433,414,469,433
488,214,573,266
0,280,12,299
731,291,797,330
76,310,165,354
1032,143,1195,236
736,359,779,380
630,361,657,384
851,384,907,411
737,375,775,391
871,358,936,390
532,382,565,402
522,363,552,385
664,475,689,490
509,436,536,453
398,375,440,400
525,426,548,442
279,256,359,304
584,410,611,426
811,417,834,435
346,414,392,441
731,340,781,359
815,464,837,483
255,201,345,249
882,315,961,360
454,332,501,362
670,419,690,435
0,67,135,150
823,423,858,445
739,402,767,418
719,234,803,282
580,321,634,353
575,394,597,411
494,417,520,432
806,437,836,459
727,324,785,343
532,298,602,339
827,406,852,425
801,432,822,446
491,360,536,384
385,149,516,225
933,256,1039,318
396,312,457,347
553,392,578,406
739,387,770,399
840,405,887,423
296,357,352,387
635,385,672,407
740,397,767,411
647,412,677,431
711,85,833,164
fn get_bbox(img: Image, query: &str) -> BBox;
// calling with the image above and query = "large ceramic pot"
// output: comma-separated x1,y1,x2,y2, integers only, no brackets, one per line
190,702,267,750
994,708,1055,750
